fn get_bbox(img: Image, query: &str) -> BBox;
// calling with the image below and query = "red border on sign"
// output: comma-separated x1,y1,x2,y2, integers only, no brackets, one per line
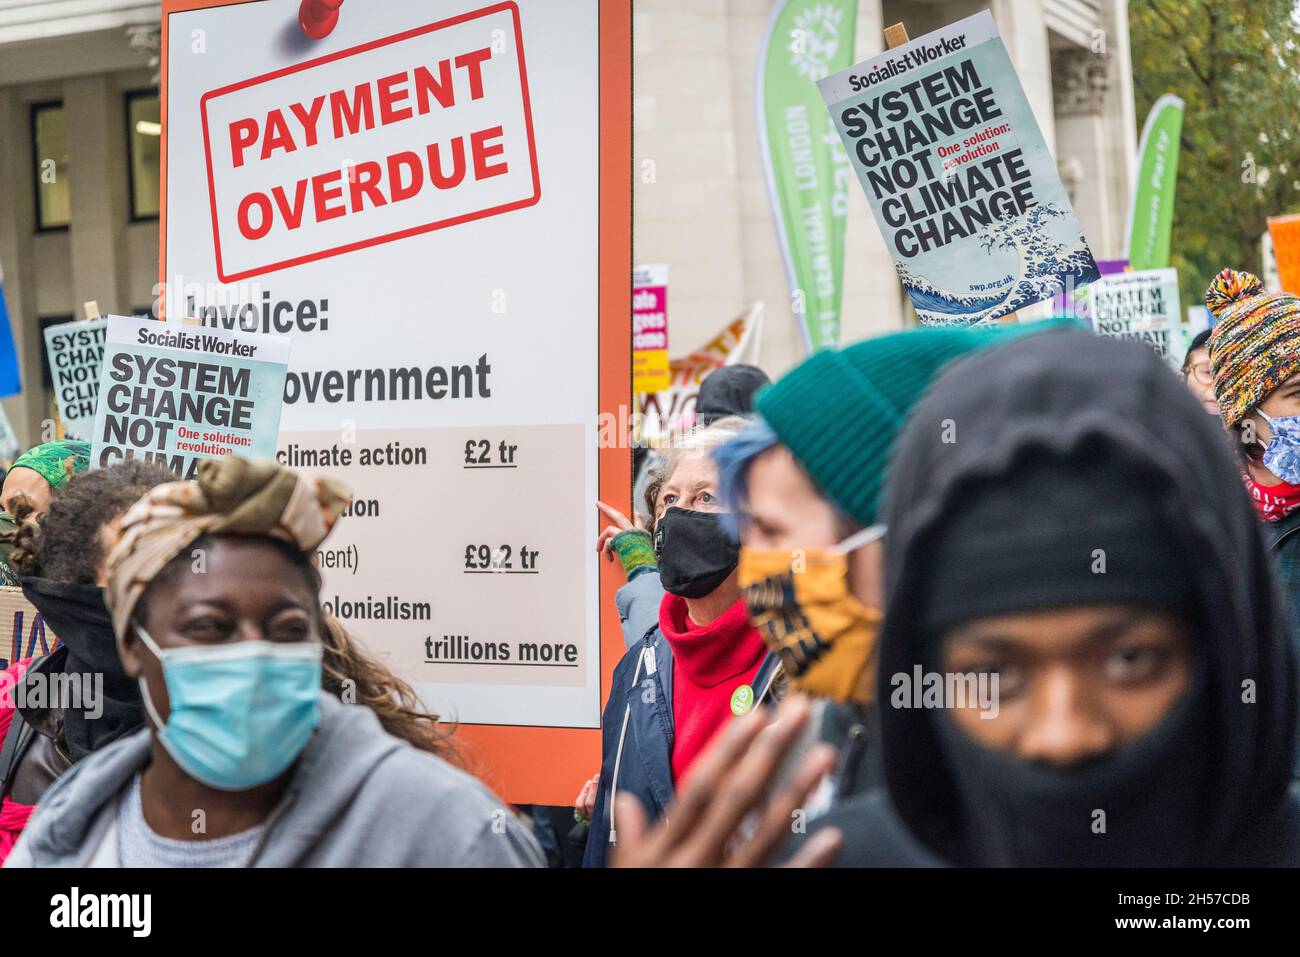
197,0,542,283
162,0,631,806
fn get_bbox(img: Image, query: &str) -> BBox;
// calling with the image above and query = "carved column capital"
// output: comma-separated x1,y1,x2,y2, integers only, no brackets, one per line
125,24,161,86
1052,47,1110,117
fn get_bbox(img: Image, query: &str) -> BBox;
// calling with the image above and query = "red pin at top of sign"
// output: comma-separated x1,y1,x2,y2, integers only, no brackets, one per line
299,0,343,40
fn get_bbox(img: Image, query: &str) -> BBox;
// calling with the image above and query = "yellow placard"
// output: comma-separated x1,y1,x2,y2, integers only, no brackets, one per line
633,349,670,394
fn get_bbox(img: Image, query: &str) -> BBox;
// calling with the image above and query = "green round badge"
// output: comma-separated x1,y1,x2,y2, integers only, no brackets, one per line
730,684,755,716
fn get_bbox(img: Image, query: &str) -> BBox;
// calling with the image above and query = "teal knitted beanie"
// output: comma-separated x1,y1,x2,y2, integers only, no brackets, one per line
755,320,1070,526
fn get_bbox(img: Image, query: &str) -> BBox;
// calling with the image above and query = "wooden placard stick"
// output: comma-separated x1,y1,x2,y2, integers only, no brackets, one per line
884,24,913,326
82,301,100,322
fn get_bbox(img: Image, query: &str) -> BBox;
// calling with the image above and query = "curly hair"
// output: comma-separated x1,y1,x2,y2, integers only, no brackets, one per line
319,610,460,765
9,461,175,583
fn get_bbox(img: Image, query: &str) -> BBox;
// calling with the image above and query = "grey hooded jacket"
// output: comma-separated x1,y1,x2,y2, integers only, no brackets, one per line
615,566,664,650
4,693,544,868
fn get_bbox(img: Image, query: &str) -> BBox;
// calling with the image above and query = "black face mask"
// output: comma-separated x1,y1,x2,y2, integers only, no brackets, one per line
653,508,739,599
932,678,1211,867
20,578,144,763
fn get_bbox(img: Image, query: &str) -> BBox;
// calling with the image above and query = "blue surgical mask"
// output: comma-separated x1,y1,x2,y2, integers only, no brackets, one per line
1257,410,1300,484
135,624,322,791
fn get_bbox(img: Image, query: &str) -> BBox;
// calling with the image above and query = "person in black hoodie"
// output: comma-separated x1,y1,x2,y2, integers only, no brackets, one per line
804,329,1300,867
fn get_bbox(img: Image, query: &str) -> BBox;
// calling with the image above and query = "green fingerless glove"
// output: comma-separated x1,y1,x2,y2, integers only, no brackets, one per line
612,529,657,576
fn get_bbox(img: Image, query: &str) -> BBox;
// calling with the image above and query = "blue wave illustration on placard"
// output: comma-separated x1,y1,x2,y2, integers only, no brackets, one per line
896,204,1100,326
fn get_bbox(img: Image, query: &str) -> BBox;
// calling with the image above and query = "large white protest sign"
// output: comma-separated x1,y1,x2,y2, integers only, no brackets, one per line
43,317,107,439
162,0,630,802
90,315,291,478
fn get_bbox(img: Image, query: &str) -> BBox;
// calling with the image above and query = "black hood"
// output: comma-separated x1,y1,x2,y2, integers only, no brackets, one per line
877,329,1297,865
20,577,143,762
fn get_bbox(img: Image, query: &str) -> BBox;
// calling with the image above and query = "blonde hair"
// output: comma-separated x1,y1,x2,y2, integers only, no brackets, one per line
644,415,751,526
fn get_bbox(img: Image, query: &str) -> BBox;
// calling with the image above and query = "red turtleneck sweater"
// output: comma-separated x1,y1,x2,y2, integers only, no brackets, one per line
658,593,767,785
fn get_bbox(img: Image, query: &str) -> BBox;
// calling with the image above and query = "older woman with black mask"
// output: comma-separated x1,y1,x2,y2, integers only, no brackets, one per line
582,416,783,867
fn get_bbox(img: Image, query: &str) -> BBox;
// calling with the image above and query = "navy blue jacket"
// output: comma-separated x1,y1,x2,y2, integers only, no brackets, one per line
582,621,782,867
1262,509,1300,777
1265,509,1300,634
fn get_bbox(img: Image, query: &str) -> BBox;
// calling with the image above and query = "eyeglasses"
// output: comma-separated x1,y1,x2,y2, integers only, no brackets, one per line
1185,361,1213,385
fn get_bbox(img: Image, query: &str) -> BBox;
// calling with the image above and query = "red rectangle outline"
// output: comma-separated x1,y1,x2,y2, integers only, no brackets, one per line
162,0,631,805
198,0,541,283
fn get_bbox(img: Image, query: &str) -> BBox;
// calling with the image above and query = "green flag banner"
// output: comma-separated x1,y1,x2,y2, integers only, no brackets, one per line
757,0,857,353
1125,94,1184,272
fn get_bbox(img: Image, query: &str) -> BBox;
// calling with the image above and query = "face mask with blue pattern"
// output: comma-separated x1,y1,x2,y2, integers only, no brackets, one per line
1258,410,1300,484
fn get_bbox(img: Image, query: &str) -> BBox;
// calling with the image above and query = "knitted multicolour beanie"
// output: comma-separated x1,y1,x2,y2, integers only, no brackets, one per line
1206,268,1300,427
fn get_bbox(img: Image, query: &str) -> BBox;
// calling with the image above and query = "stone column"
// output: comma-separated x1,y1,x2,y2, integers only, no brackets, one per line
1099,0,1138,257
64,74,130,315
1051,45,1117,257
0,87,47,444
989,0,1057,152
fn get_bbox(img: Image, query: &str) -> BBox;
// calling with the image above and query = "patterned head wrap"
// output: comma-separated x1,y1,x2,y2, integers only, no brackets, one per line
9,440,91,490
104,456,352,639
1206,268,1300,427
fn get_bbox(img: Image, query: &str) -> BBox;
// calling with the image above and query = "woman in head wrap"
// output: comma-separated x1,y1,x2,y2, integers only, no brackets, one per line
5,457,542,868
0,440,90,517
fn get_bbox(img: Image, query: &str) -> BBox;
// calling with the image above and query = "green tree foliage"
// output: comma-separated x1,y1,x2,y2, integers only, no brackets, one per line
1129,0,1300,312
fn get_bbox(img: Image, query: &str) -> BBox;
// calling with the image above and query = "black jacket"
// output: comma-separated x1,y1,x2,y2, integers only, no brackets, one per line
1264,509,1300,634
2,581,143,806
809,330,1300,867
